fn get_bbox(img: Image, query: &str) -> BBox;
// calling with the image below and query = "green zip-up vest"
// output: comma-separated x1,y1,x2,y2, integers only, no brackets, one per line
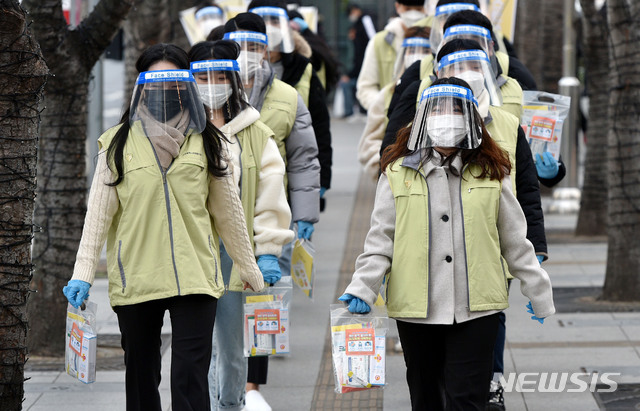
293,62,313,107
384,160,509,318
98,122,224,306
373,30,400,92
228,121,272,292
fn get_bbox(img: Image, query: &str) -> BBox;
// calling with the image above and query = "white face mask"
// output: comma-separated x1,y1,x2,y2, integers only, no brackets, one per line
399,10,426,28
198,83,233,110
266,26,283,50
456,70,485,97
475,88,490,118
404,52,427,70
238,50,263,80
427,114,468,147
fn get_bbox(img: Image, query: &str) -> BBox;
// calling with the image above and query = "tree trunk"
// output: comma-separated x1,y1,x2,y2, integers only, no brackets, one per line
23,0,133,356
0,0,47,407
575,1,609,236
514,0,563,92
601,0,640,301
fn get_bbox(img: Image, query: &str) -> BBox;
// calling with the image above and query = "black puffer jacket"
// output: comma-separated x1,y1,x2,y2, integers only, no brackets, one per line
280,51,333,191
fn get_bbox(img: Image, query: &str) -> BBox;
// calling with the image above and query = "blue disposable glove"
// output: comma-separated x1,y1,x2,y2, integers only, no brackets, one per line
292,17,309,32
63,280,91,309
536,255,544,264
297,221,315,240
320,187,327,198
535,152,559,179
339,293,371,314
526,301,545,324
257,255,281,285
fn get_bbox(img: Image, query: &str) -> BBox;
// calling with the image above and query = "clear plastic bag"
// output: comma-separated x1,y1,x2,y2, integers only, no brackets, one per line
243,276,292,357
330,304,388,393
291,239,315,299
521,91,571,161
65,300,98,383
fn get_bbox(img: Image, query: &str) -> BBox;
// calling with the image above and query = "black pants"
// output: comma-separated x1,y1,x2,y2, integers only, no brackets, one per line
396,314,500,411
114,294,218,411
247,356,269,384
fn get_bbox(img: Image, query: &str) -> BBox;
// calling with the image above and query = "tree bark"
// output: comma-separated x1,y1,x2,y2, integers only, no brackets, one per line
575,1,609,236
0,0,47,407
601,0,640,301
23,0,133,356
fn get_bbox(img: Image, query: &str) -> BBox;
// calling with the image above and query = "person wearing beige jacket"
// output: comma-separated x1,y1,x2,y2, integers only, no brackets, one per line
63,44,264,411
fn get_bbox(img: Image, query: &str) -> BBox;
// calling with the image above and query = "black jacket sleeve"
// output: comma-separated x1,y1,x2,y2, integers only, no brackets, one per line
507,56,537,91
307,71,333,189
387,60,422,120
515,126,547,258
538,155,566,188
381,79,421,157
348,18,371,79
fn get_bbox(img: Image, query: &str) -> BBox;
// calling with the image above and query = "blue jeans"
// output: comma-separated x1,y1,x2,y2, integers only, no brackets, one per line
339,78,357,117
492,311,506,376
209,244,246,411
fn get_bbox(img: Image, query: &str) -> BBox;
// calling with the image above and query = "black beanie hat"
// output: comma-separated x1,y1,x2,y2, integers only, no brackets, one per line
223,12,267,34
396,0,425,6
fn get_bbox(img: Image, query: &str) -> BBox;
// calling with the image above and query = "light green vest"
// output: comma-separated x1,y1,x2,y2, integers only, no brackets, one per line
413,15,434,29
228,121,272,291
293,62,313,107
373,30,400,92
495,51,524,120
98,122,224,306
260,78,299,191
419,55,435,79
316,61,327,91
385,160,509,318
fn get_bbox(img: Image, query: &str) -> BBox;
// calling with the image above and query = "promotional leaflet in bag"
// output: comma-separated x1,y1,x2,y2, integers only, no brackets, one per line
521,91,571,160
65,301,97,383
330,304,388,393
291,239,315,299
243,277,292,357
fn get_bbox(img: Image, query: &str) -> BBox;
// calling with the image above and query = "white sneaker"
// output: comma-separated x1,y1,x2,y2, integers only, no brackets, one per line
244,390,272,411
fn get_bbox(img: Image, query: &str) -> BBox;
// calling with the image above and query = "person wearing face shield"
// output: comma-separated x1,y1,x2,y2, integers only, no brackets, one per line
358,26,431,180
61,43,265,410
340,78,555,411
248,0,332,216
355,0,427,111
188,39,294,411
194,4,226,42
218,14,321,410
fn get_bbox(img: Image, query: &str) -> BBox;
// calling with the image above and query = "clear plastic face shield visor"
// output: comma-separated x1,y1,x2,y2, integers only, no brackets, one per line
394,37,432,78
249,6,295,53
195,7,226,40
437,49,502,107
223,31,268,86
408,84,482,151
130,70,206,134
190,59,242,122
429,3,480,52
440,24,498,74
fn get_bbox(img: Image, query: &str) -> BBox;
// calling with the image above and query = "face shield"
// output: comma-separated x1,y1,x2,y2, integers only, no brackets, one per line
408,84,482,151
190,59,242,122
130,70,206,134
394,37,431,78
440,24,498,73
429,3,480,52
195,6,225,40
436,49,502,111
223,31,268,86
249,6,295,53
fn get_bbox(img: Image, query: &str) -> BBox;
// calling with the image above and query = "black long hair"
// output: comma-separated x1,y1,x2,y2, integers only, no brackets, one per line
106,43,228,186
187,40,251,122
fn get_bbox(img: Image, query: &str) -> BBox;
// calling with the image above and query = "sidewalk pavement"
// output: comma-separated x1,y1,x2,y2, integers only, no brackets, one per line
23,117,629,411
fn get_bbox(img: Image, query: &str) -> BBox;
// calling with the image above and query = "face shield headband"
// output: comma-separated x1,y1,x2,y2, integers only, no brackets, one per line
131,69,206,133
408,84,483,151
195,7,225,39
249,6,295,53
190,59,243,121
437,49,502,106
441,24,498,72
430,3,480,51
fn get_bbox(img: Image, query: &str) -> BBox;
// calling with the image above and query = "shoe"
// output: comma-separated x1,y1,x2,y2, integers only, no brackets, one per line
346,112,367,123
486,380,505,411
244,390,272,411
